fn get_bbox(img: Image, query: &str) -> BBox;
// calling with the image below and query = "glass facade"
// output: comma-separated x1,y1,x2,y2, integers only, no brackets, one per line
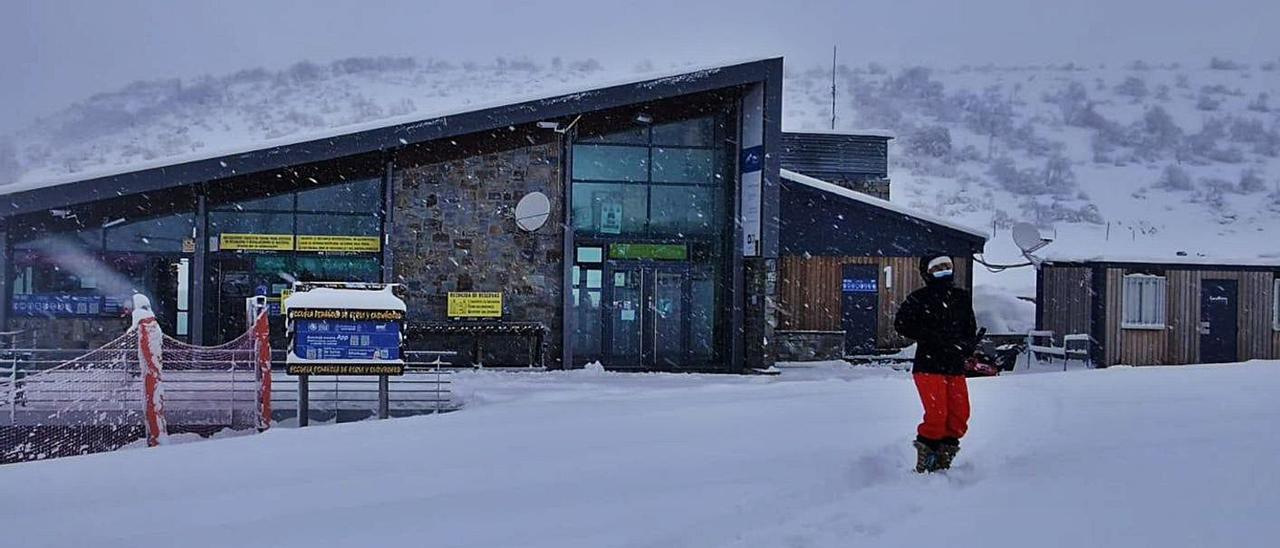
570,114,733,369
11,212,196,341
206,177,384,344
571,117,725,239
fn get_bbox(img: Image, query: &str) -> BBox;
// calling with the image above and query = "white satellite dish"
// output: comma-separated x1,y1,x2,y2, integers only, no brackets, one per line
514,192,551,232
1012,222,1053,254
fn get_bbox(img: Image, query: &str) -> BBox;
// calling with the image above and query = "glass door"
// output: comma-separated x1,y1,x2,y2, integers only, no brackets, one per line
598,261,714,370
652,270,686,368
606,264,645,366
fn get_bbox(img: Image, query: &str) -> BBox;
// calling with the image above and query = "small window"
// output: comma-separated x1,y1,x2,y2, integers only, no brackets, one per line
1122,274,1166,329
1273,278,1280,331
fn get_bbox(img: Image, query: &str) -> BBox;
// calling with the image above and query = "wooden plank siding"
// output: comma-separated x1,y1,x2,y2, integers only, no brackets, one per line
1075,266,1277,366
1105,267,1169,366
1237,271,1274,360
1038,266,1091,345
1165,269,1200,365
777,255,971,349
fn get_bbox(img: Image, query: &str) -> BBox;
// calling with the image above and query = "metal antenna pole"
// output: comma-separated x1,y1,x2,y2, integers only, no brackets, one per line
831,45,838,130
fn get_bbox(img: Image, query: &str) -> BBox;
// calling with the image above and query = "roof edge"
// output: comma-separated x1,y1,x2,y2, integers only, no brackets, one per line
1,57,783,217
780,168,988,241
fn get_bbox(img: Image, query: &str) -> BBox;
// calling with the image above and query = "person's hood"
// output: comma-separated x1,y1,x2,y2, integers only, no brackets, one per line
918,254,955,286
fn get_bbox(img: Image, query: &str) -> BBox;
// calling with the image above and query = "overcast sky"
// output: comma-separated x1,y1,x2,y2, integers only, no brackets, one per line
2,0,1277,135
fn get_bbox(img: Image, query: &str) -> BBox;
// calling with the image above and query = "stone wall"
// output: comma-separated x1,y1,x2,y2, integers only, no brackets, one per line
775,330,846,362
390,140,565,367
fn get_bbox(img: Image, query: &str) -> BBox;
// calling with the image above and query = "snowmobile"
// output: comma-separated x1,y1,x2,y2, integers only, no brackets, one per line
963,328,1002,377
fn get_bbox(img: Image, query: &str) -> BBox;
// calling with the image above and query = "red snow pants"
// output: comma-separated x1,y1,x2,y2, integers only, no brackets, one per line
913,373,970,441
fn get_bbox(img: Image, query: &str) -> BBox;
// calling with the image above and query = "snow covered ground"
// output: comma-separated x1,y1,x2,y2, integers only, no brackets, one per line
3,361,1278,547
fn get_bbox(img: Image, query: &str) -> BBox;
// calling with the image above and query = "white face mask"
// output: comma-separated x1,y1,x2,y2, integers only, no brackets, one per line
931,269,954,279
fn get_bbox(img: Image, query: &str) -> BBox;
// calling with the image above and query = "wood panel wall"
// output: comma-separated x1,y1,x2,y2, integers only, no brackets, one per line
1097,267,1277,366
1237,271,1275,360
1039,266,1091,345
1166,269,1200,365
777,255,971,349
1105,268,1169,366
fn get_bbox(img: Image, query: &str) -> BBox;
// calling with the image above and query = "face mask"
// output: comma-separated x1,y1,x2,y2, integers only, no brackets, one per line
931,269,953,279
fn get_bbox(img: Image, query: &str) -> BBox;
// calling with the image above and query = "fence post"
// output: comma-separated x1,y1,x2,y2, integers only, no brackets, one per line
8,351,16,424
136,316,167,447
1025,330,1037,370
297,374,309,427
378,375,390,419
253,312,272,432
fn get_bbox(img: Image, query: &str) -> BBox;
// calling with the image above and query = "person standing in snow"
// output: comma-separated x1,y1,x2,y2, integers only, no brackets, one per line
894,255,980,473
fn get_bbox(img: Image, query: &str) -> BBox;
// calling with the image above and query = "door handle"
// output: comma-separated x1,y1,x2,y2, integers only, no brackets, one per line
1199,321,1210,335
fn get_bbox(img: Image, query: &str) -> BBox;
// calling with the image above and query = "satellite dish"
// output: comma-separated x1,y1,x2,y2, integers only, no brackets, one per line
1012,222,1053,254
514,192,551,232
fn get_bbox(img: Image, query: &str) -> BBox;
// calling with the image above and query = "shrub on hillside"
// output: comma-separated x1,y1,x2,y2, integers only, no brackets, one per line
1239,168,1267,193
988,155,1075,196
1134,106,1183,160
1196,94,1221,111
1247,93,1270,112
903,125,952,158
1114,76,1148,100
1209,57,1245,70
1156,165,1194,190
963,86,1015,158
1043,81,1092,126
0,139,20,183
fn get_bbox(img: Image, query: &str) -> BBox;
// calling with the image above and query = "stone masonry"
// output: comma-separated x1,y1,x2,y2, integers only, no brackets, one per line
390,140,565,366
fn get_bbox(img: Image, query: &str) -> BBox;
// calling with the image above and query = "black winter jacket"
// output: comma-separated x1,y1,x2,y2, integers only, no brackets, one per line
893,257,979,376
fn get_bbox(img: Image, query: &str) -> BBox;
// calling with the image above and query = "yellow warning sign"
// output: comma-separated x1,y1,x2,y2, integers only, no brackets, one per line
447,292,503,318
220,233,295,251
297,235,382,253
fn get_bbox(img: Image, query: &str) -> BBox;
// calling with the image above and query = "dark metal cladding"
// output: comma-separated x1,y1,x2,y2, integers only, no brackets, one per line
780,132,891,182
779,178,984,257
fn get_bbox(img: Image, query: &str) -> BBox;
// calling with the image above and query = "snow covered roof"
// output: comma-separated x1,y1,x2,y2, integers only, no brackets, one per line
781,127,895,139
1042,254,1280,268
284,286,406,311
0,57,781,214
780,168,988,240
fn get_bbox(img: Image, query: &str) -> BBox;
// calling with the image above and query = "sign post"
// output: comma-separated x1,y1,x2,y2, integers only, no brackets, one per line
285,283,406,425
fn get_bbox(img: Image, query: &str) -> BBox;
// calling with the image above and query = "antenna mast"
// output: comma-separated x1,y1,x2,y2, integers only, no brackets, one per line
830,45,837,130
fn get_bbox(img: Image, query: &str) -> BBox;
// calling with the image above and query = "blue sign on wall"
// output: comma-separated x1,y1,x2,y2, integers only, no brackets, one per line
293,320,401,361
842,278,879,293
11,294,105,317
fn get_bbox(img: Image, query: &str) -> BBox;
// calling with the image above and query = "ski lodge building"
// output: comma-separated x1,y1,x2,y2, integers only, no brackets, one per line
0,57,986,371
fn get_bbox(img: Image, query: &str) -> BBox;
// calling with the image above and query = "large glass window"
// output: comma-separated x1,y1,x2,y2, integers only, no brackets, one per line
571,116,725,238
210,177,383,250
11,212,195,338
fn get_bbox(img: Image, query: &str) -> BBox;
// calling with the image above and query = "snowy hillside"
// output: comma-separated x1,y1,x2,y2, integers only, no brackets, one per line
784,59,1280,328
3,361,1278,547
2,55,1279,327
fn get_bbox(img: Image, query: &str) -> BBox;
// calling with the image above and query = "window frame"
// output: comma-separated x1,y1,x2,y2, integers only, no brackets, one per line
1121,273,1167,330
569,113,726,239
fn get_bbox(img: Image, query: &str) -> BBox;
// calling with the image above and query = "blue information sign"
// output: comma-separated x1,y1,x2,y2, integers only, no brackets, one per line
11,294,105,317
293,319,401,361
842,278,878,293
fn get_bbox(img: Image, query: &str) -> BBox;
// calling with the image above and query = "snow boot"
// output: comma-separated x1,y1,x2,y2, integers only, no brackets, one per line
935,441,960,471
913,440,940,473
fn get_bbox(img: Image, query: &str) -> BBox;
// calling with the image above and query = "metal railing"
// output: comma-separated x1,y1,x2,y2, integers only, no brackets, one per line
266,349,461,424
3,348,462,427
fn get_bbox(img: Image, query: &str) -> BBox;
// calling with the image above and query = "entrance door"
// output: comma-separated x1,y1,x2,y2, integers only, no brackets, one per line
603,262,712,369
1199,279,1239,363
841,264,880,356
